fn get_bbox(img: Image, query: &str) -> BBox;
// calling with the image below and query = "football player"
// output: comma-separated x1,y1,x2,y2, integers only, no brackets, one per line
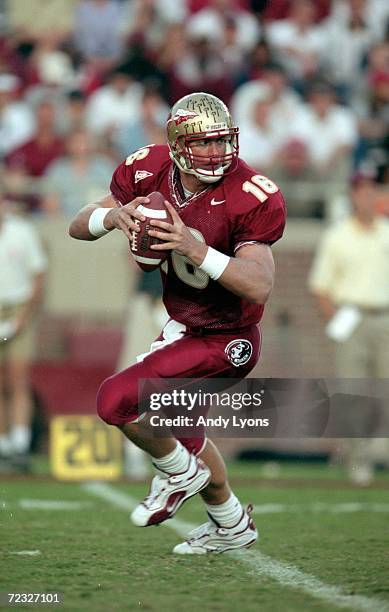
69,92,286,554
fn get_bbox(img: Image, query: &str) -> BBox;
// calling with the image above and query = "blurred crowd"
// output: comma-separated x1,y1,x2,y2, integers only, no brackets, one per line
0,0,386,219
1,0,388,475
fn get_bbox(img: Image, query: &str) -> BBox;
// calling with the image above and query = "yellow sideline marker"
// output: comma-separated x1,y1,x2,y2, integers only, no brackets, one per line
50,415,122,481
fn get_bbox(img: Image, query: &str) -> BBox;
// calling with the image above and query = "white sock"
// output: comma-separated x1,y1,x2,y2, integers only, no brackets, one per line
9,425,31,454
206,493,243,527
152,441,191,476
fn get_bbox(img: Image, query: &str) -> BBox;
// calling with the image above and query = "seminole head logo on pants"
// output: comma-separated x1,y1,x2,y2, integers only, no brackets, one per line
225,339,253,367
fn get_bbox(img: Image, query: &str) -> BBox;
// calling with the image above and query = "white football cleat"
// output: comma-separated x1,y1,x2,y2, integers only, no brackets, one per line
131,454,211,527
173,505,258,554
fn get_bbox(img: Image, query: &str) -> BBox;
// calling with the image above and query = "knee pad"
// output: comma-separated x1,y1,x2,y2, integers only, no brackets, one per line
96,375,138,427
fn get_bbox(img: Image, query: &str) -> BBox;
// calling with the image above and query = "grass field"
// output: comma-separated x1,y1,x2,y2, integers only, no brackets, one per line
1,460,389,612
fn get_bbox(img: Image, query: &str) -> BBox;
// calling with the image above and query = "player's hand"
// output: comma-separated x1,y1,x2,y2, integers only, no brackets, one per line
148,202,207,263
104,197,149,240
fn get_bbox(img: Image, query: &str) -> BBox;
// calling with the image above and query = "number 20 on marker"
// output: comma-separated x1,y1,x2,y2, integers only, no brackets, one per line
50,415,122,480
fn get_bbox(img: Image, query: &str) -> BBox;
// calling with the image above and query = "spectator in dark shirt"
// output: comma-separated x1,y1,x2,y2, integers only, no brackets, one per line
4,101,64,213
5,101,64,177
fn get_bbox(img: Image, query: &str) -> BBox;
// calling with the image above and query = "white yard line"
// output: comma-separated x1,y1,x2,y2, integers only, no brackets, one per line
234,550,389,612
19,499,94,510
253,503,389,514
82,481,192,536
82,482,389,612
10,550,41,556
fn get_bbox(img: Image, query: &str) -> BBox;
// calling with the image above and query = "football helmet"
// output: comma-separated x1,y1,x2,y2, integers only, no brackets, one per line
167,92,239,184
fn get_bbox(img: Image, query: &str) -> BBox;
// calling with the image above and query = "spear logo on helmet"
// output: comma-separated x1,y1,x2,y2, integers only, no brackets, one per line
173,109,199,125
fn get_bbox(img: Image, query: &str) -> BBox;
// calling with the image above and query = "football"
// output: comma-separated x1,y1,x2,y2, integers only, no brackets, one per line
129,192,173,272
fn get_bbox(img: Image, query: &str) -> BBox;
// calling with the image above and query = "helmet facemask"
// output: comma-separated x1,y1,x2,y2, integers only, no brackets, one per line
174,130,239,183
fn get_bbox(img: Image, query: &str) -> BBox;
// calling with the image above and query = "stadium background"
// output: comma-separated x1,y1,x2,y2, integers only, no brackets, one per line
1,0,383,459
0,0,387,464
1,2,389,610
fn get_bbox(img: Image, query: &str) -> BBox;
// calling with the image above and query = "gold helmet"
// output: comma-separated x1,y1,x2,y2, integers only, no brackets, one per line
167,92,239,183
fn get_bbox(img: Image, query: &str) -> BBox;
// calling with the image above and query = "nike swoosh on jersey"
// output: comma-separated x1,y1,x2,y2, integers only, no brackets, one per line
210,198,226,206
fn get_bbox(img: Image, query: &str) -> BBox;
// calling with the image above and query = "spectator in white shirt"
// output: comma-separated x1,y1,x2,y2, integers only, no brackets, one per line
290,81,358,179
85,68,144,137
113,87,169,160
0,75,34,159
187,0,261,54
330,0,389,41
0,199,47,469
30,32,76,89
320,0,385,100
231,62,302,133
238,84,289,172
266,0,326,82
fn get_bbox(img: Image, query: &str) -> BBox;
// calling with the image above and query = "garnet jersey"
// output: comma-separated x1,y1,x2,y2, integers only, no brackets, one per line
110,144,286,332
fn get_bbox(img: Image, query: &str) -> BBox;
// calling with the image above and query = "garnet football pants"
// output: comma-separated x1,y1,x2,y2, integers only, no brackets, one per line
97,319,261,454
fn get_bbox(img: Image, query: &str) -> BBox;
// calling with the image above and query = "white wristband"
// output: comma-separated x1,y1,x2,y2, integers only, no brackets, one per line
88,208,113,237
199,246,230,280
